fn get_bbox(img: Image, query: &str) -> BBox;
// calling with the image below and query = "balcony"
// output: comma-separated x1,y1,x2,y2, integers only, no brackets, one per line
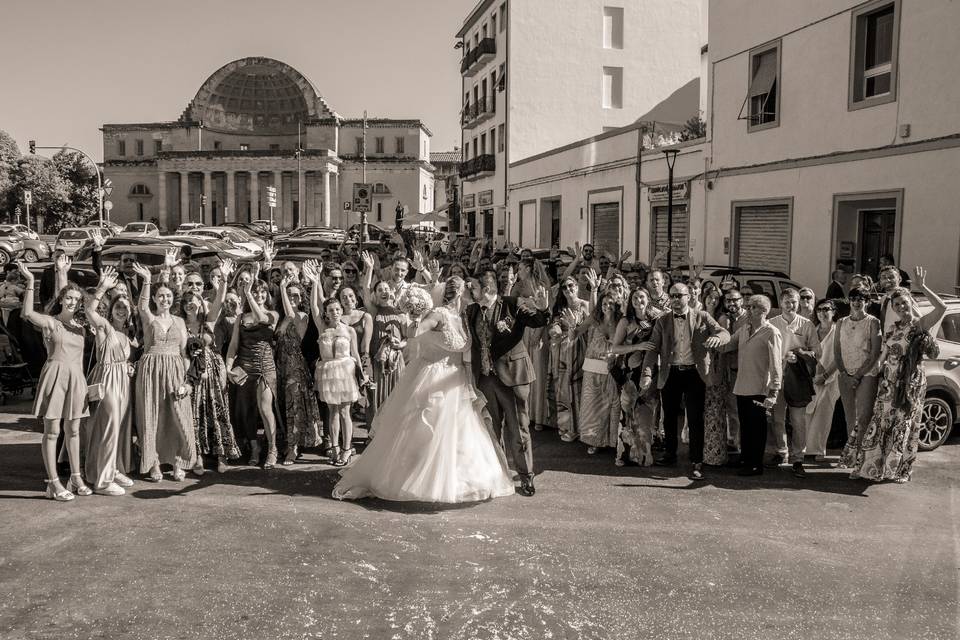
461,98,495,130
460,37,497,77
458,154,496,181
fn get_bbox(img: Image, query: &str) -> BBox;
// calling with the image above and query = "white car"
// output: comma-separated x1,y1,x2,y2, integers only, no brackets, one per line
54,228,94,257
188,227,263,256
0,224,39,240
175,222,205,234
117,222,160,238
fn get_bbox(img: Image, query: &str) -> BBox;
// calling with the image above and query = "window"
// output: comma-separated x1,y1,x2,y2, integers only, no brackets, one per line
602,66,623,109
375,137,384,154
938,313,960,343
499,3,506,31
213,140,222,150
744,41,780,130
489,71,497,110
497,63,506,92
603,6,624,49
491,12,496,35
374,182,391,194
395,136,405,154
473,137,478,158
489,128,496,156
135,139,144,156
154,139,163,154
481,23,487,39
239,143,249,151
356,137,363,155
423,184,428,199
130,184,151,196
850,0,899,109
376,202,382,222
464,141,470,158
497,124,505,152
269,143,280,151
480,133,486,155
117,140,126,156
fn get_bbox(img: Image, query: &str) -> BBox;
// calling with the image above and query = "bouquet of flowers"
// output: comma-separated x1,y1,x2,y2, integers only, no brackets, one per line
397,286,434,320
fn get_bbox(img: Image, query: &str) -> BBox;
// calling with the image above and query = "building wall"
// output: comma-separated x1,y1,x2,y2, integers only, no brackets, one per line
709,0,960,168
101,166,161,226
336,163,429,229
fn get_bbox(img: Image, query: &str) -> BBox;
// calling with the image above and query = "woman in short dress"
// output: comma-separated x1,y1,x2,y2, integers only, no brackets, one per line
131,263,197,482
842,268,945,483
276,275,323,465
339,285,373,423
18,263,90,501
225,279,280,469
83,267,137,495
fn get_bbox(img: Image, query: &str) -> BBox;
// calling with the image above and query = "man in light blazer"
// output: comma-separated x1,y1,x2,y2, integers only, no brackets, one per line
640,282,730,479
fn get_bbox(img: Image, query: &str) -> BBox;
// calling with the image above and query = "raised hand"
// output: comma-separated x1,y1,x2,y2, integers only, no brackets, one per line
263,239,277,264
91,229,106,250
301,259,320,282
584,268,598,290
163,248,179,269
531,284,549,310
17,261,33,283
914,265,927,288
54,253,72,274
619,250,632,263
131,262,153,281
98,266,119,291
220,258,236,281
411,249,425,272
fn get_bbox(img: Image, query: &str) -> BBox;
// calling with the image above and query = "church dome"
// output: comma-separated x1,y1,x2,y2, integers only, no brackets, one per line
183,57,337,134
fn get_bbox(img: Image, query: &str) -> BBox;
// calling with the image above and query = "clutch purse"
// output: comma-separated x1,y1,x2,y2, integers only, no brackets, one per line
87,383,105,403
229,367,248,386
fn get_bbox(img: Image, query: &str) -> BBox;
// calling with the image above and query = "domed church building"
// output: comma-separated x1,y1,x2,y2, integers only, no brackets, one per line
101,57,436,230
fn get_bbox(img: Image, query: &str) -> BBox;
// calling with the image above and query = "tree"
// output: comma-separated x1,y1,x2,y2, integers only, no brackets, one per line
680,116,707,142
12,155,70,230
52,149,99,229
0,130,20,209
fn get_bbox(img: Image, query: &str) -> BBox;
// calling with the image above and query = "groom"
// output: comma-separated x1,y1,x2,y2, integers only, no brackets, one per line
467,268,550,497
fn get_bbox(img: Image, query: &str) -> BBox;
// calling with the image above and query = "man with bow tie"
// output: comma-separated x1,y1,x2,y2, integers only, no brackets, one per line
640,283,730,479
466,268,550,497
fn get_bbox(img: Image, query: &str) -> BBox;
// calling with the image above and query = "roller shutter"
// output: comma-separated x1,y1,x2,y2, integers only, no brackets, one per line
734,203,791,273
651,204,690,268
592,203,620,256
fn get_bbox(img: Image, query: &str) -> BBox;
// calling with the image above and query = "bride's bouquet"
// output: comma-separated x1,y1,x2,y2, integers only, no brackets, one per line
397,286,434,320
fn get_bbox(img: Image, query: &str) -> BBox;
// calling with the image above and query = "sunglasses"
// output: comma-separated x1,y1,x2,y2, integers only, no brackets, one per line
186,280,203,287
800,295,814,300
343,269,357,274
669,292,687,299
816,307,834,313
726,297,743,303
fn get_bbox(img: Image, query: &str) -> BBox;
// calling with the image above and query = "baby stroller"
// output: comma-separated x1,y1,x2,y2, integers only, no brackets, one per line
0,329,35,405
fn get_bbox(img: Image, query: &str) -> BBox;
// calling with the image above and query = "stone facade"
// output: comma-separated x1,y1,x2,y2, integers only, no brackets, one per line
101,56,434,231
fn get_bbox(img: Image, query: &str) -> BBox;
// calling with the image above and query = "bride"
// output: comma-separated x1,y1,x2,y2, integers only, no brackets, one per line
333,276,516,503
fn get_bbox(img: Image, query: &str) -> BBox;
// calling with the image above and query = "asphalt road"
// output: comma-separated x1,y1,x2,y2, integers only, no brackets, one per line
0,402,957,640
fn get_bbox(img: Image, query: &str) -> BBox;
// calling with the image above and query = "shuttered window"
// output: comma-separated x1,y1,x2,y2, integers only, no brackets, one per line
651,204,690,268
734,203,792,274
592,202,620,256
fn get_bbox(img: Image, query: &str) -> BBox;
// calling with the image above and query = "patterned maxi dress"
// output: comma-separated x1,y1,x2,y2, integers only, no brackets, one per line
578,325,620,449
187,323,239,460
546,308,586,440
135,317,196,473
368,306,407,437
841,320,934,481
702,346,729,466
275,319,322,449
84,324,132,489
616,320,658,466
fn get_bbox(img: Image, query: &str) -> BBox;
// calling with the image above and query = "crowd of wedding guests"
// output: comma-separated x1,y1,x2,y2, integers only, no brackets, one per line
5,227,945,500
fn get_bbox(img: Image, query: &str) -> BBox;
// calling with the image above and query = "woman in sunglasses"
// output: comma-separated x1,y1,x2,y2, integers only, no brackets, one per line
806,299,841,460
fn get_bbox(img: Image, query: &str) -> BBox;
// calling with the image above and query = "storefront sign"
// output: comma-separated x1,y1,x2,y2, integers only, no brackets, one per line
463,193,476,208
648,182,688,203
478,190,494,206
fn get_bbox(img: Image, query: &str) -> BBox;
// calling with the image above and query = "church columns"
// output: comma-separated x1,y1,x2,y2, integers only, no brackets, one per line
322,169,331,227
179,171,190,224
157,171,168,230
202,170,213,225
226,171,236,223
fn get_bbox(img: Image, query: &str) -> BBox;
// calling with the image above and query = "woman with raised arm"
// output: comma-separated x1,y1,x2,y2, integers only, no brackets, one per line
225,277,280,468
275,272,322,465
842,266,946,483
545,275,589,442
83,267,137,495
339,285,374,423
180,259,239,475
18,263,90,501
130,262,196,482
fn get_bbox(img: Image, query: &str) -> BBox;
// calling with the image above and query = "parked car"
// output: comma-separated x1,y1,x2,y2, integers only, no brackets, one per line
83,218,124,236
0,224,39,240
669,265,804,309
175,222,205,234
54,228,93,257
281,226,346,242
346,222,390,243
247,219,279,235
187,227,264,256
918,295,960,451
0,225,48,262
161,235,253,261
117,222,160,239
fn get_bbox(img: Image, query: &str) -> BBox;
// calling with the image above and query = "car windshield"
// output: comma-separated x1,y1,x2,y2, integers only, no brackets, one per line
125,224,147,231
226,231,248,242
59,230,89,240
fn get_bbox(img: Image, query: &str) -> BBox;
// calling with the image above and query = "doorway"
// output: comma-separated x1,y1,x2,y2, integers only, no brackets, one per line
859,209,896,279
831,190,902,279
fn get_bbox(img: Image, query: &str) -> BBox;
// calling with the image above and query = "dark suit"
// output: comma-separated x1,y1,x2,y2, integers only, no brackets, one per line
641,308,730,463
467,296,549,477
825,280,845,300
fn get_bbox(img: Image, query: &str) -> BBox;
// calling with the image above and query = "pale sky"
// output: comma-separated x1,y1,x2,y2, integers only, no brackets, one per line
0,0,476,161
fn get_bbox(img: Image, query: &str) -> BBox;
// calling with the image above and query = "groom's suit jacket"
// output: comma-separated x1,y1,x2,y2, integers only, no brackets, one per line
467,296,549,387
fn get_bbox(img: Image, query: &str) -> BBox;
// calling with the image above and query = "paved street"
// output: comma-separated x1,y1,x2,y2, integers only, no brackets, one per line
0,401,957,640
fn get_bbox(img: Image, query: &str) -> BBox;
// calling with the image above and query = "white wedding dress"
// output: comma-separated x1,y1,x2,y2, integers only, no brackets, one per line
332,306,516,503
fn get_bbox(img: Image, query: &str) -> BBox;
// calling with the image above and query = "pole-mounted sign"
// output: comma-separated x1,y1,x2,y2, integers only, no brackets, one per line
352,183,371,213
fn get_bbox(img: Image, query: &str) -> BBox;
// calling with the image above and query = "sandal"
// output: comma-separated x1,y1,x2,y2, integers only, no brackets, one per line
339,447,356,466
329,446,344,467
67,474,93,496
263,447,277,470
216,457,228,474
283,447,297,466
44,479,75,502
192,460,205,477
147,464,163,483
171,465,186,482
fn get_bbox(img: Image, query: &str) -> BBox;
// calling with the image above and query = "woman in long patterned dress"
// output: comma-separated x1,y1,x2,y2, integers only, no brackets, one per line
130,263,197,482
546,276,589,442
514,258,551,429
276,275,323,465
701,285,729,466
610,288,659,466
18,263,91,501
566,292,622,454
842,269,945,483
181,267,240,475
225,279,280,469
83,267,136,495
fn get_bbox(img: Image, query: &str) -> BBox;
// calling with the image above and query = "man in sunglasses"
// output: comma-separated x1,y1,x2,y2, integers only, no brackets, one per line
640,283,730,480
719,290,749,452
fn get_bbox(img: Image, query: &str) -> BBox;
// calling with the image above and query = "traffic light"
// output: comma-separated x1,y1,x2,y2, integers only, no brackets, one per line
200,194,207,206
28,140,35,154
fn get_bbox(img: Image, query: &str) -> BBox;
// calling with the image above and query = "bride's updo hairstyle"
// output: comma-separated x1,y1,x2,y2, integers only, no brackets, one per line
443,276,465,304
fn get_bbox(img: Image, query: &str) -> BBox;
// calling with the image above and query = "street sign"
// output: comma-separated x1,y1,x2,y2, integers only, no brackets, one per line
103,178,113,196
343,201,352,211
353,183,372,213
103,200,113,212
266,185,277,207
23,190,32,205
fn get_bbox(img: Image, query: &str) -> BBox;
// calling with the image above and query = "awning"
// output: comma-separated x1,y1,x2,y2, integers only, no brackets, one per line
748,50,777,98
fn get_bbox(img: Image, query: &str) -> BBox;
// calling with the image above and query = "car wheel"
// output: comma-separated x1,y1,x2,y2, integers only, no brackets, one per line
0,251,9,266
22,249,38,262
918,395,954,451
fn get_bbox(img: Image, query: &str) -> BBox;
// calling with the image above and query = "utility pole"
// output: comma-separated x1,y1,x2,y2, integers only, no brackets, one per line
360,110,369,251
295,120,302,229
663,148,679,270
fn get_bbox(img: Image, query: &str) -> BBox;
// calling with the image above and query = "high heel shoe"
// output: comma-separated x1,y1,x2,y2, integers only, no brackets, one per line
263,447,277,470
248,441,262,466
338,447,356,466
282,447,297,466
216,457,228,474
67,474,93,496
329,446,344,467
44,479,75,502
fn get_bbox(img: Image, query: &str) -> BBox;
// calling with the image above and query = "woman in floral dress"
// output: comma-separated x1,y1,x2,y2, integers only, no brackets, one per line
276,275,323,464
546,276,589,442
842,268,945,483
701,285,730,466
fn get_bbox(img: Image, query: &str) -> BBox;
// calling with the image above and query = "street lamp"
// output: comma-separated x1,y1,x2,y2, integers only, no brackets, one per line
663,148,679,269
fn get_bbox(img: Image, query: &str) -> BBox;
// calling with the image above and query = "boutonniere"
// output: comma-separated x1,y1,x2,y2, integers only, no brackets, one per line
496,316,515,334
